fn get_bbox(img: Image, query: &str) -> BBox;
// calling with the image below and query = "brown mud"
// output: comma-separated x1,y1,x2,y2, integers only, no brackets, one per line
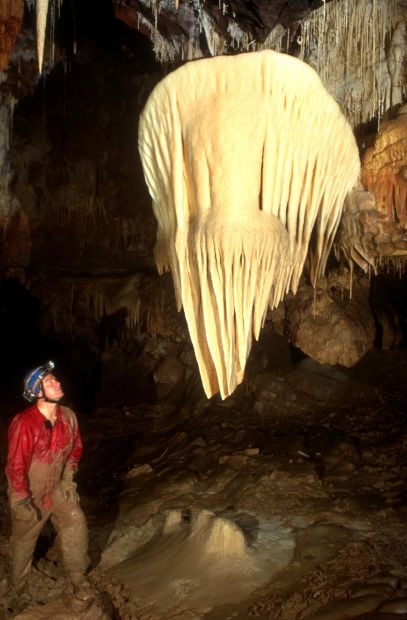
1,345,407,619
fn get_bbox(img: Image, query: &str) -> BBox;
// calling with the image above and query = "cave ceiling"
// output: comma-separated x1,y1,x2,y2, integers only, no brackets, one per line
113,0,333,56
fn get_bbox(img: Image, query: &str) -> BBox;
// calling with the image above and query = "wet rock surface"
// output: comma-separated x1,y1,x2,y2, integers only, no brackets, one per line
1,345,407,619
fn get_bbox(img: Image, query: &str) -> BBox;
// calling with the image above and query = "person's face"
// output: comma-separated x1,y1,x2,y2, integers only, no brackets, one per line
39,374,64,401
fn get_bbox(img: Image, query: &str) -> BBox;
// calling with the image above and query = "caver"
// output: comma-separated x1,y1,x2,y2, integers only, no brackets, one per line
5,361,91,605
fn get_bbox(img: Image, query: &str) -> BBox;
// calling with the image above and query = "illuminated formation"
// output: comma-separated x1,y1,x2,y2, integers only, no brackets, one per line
36,0,49,73
138,50,360,399
336,106,407,278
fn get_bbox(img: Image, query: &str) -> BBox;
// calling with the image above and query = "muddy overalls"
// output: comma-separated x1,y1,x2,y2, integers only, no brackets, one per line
5,404,88,589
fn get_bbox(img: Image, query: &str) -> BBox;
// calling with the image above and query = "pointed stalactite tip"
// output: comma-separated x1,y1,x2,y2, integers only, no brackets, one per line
36,0,49,74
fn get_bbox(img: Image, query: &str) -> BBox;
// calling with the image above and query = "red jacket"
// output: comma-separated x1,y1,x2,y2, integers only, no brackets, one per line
6,404,83,510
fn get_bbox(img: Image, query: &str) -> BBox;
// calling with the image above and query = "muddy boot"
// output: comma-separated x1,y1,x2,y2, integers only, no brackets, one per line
64,575,94,613
6,583,32,616
73,578,94,601
36,556,64,580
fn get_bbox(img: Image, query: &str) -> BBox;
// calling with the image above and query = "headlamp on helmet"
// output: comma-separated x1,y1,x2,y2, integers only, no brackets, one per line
23,361,55,403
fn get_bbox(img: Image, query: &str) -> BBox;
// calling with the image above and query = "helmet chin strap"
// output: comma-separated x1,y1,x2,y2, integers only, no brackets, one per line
39,381,59,404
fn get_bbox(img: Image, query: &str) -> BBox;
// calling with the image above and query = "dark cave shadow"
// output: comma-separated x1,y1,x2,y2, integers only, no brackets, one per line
75,427,139,571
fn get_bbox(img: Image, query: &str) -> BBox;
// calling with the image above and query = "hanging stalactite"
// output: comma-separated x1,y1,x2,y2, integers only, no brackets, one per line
138,50,360,399
35,0,49,73
297,0,399,127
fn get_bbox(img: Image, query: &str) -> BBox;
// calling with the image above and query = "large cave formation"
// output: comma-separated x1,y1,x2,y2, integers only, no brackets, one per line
0,1,407,619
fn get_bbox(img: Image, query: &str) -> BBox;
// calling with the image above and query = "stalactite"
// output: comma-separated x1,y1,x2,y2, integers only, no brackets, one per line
0,94,16,224
83,276,161,338
48,0,62,68
137,0,399,130
33,276,164,345
138,50,360,399
298,0,398,127
35,0,49,73
135,10,178,63
27,0,63,73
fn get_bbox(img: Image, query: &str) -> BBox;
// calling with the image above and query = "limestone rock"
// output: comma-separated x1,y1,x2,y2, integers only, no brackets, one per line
0,0,23,71
283,272,375,367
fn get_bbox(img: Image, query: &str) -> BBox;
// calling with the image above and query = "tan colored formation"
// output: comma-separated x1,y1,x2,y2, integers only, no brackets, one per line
36,0,49,73
138,50,360,399
337,106,407,277
362,107,407,231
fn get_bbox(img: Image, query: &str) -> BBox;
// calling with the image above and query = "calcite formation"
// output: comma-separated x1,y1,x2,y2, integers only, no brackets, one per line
115,0,402,129
337,106,407,276
362,105,407,231
35,0,49,73
138,50,360,399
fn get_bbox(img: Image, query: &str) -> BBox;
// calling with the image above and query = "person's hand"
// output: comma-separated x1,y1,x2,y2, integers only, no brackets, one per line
60,480,79,503
13,499,38,521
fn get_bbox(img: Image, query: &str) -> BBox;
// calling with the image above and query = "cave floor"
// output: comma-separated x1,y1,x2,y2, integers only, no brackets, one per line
1,346,407,619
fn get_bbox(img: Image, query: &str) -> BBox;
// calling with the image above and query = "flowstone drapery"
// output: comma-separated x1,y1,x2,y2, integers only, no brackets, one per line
138,50,360,399
336,105,407,278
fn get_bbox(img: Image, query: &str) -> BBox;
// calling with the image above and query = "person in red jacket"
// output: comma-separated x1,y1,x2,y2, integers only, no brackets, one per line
5,361,89,597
